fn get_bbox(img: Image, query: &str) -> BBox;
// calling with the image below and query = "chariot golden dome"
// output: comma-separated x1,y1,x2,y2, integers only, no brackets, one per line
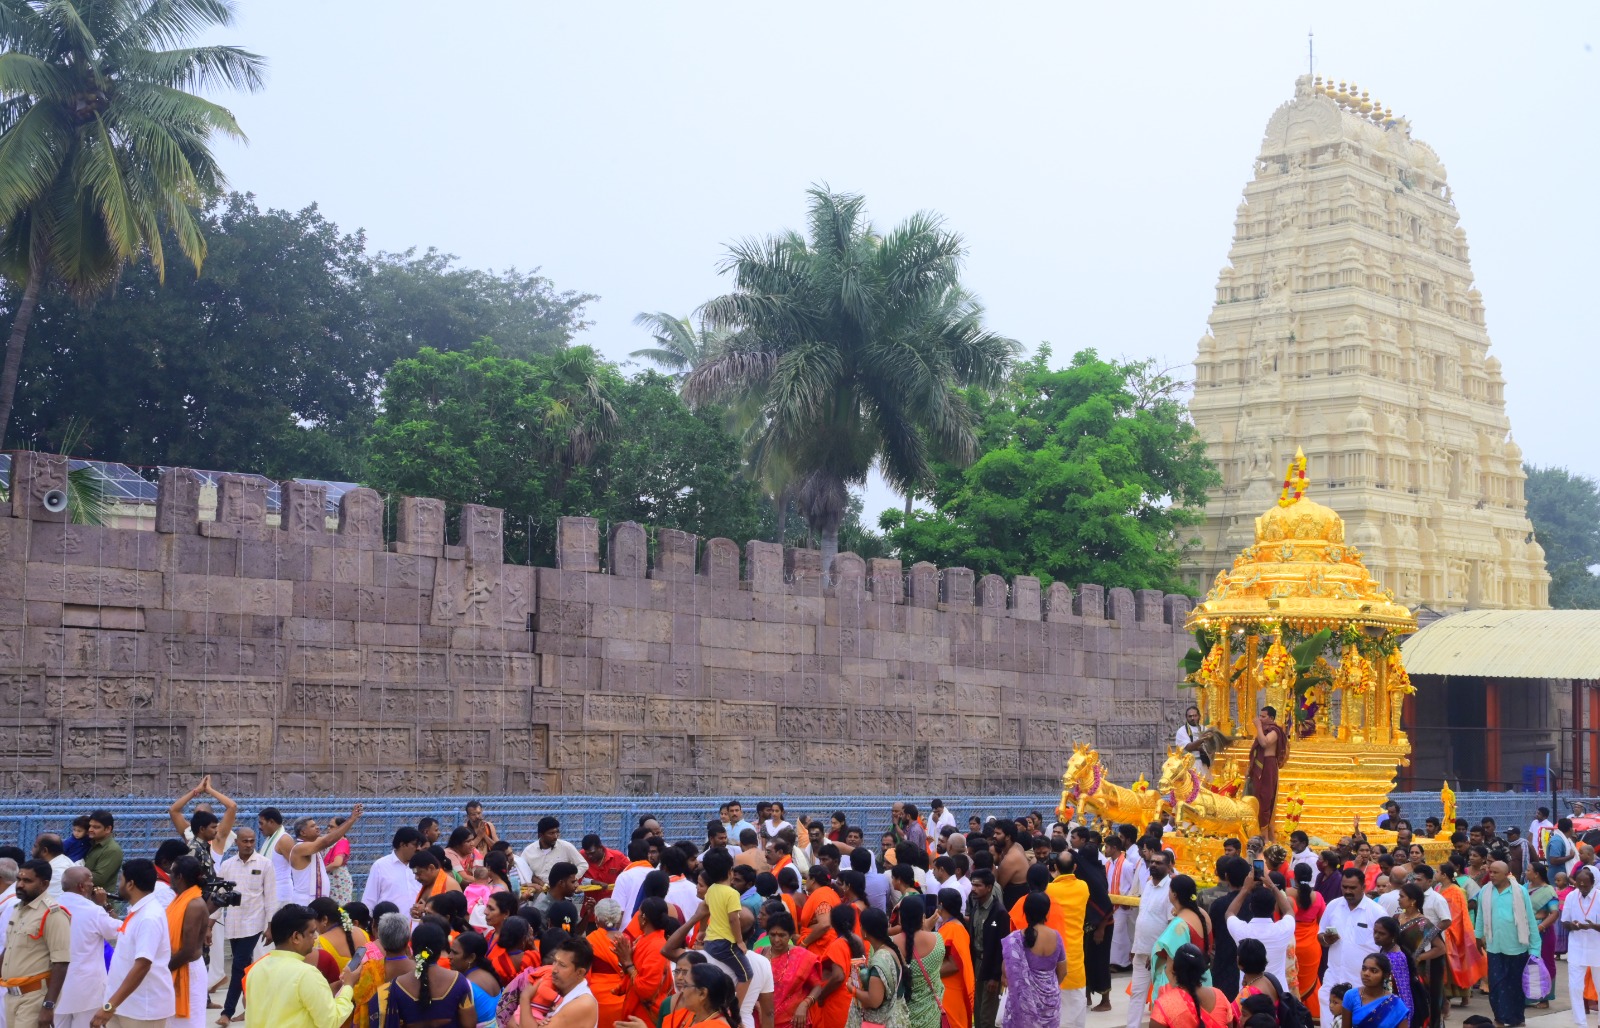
1186,448,1416,633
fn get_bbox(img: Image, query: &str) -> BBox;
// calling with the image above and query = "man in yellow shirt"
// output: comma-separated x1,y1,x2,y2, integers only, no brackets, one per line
243,904,362,1027
1046,853,1089,1028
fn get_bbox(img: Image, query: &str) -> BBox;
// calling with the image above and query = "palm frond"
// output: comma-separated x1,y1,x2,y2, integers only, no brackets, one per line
117,44,266,93
683,349,778,407
0,52,78,100
106,0,240,51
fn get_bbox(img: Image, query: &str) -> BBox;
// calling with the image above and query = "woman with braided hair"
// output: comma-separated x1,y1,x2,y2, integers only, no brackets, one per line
384,921,475,1027
309,897,371,985
1151,943,1236,1028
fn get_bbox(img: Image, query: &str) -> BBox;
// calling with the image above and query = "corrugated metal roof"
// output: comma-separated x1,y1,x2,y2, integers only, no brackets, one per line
1400,609,1600,679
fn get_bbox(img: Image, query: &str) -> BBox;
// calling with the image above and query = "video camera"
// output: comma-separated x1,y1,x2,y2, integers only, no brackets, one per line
199,873,241,908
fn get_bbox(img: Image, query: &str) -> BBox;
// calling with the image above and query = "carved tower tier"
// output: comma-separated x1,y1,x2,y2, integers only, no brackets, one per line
1183,75,1550,611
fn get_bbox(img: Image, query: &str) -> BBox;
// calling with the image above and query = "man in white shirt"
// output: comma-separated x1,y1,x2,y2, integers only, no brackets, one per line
1128,847,1173,1028
1318,867,1385,1028
522,817,589,885
31,835,75,903
611,839,655,920
1289,831,1318,877
101,858,177,1027
359,827,424,913
1563,865,1600,1028
724,944,774,1028
1225,873,1296,986
1414,866,1453,931
56,866,120,1028
929,799,956,834
216,827,279,1025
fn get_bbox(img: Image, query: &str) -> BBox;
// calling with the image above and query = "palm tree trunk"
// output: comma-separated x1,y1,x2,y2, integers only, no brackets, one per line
0,269,41,452
773,487,790,544
821,527,839,584
905,491,913,517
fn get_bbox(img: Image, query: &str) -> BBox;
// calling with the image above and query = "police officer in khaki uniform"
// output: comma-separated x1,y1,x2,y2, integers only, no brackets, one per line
1,859,70,1025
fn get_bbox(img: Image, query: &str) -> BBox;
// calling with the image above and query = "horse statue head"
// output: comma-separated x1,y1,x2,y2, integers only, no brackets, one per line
1061,742,1098,800
1157,746,1194,799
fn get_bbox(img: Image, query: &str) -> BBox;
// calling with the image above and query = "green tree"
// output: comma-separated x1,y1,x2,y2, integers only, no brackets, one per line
687,185,1015,572
1525,464,1600,608
367,343,765,564
7,193,597,478
882,346,1220,593
629,311,730,377
365,248,594,363
0,0,265,447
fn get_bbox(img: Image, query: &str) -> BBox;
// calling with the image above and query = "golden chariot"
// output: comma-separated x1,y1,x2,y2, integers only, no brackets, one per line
1059,449,1446,878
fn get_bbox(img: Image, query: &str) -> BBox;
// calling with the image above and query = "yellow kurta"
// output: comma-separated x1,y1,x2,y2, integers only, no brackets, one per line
1046,876,1088,991
243,949,355,1028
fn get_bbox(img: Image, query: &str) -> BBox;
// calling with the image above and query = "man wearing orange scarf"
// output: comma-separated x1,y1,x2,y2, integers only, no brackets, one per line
166,857,209,1028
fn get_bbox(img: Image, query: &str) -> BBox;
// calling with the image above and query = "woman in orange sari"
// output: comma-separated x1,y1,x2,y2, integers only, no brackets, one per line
588,899,632,1028
620,898,677,1026
1437,860,1486,1008
766,911,820,1028
1291,865,1326,1017
801,868,842,958
934,888,975,1028
807,905,865,1028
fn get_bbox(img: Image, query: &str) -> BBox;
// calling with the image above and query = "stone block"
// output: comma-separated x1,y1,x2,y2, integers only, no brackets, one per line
1163,594,1193,627
832,552,866,596
1074,583,1106,619
337,488,385,547
462,504,504,563
1108,587,1136,621
1135,589,1165,623
906,562,938,608
156,468,204,534
745,541,783,592
784,547,823,591
975,574,1008,614
699,538,740,585
395,497,446,555
1010,576,1042,620
7,451,69,522
607,521,647,578
556,517,600,572
866,559,903,604
201,474,271,540
941,567,975,607
279,481,329,536
651,529,697,581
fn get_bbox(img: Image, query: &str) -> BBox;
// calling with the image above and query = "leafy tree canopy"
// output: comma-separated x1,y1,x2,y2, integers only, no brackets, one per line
882,346,1220,593
1525,464,1600,609
367,342,767,564
5,193,594,478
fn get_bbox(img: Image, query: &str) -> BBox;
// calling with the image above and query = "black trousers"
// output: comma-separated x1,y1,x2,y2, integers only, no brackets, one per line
1084,923,1112,993
222,934,259,1017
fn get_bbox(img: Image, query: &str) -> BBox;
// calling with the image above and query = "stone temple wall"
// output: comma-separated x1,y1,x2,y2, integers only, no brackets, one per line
0,451,1196,798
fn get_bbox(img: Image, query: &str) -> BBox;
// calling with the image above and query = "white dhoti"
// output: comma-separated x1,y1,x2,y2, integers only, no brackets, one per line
1110,905,1135,967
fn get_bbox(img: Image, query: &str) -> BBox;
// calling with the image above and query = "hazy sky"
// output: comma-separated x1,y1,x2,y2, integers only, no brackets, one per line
201,2,1598,522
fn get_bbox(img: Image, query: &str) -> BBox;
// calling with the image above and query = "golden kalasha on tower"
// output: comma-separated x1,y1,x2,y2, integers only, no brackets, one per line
1059,447,1434,871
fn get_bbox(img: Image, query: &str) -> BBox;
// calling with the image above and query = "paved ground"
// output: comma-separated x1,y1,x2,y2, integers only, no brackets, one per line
1082,967,1581,1028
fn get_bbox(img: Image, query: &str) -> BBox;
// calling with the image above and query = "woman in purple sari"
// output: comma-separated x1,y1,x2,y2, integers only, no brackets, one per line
999,894,1067,1028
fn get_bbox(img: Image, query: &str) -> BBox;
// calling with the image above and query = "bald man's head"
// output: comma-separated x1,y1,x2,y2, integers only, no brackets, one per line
1489,860,1512,888
946,834,967,856
61,865,93,895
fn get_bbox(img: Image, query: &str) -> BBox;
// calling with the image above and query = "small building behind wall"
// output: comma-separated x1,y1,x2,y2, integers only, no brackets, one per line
1401,610,1600,792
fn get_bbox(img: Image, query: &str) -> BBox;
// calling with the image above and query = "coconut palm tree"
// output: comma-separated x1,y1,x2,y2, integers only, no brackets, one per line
0,0,265,448
629,311,730,377
686,184,1016,573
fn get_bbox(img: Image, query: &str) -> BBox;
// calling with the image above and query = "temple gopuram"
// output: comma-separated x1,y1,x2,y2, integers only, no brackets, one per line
1184,75,1549,613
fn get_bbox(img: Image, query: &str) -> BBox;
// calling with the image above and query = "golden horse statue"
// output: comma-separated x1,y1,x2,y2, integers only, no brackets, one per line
1157,747,1260,839
1061,743,1160,827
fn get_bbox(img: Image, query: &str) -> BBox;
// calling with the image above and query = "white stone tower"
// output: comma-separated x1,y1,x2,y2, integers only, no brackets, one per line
1184,75,1549,612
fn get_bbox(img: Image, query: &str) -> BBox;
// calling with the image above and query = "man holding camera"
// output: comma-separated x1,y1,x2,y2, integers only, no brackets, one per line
217,827,277,1026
